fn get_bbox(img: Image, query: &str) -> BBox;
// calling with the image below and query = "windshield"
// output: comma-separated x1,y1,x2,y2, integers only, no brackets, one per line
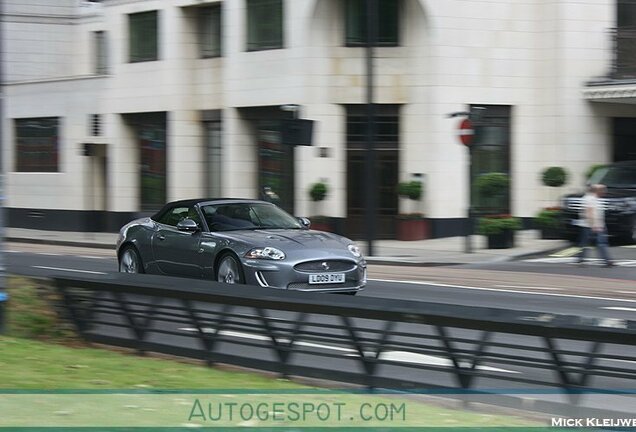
201,202,302,231
589,166,636,188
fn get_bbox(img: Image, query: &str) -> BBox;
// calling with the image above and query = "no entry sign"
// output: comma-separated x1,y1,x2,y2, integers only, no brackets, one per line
457,118,474,146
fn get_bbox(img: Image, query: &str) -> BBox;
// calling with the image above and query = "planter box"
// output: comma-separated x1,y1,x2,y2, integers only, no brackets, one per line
540,227,563,240
396,218,430,241
486,230,515,249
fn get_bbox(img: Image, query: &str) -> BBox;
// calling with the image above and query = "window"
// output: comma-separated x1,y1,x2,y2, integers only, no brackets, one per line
129,10,158,62
157,206,201,227
198,5,222,58
470,105,511,215
15,117,60,172
93,30,107,74
345,0,399,47
246,0,283,51
203,115,222,197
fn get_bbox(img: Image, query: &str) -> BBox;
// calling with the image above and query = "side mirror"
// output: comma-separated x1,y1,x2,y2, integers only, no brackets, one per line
298,217,311,229
177,218,200,233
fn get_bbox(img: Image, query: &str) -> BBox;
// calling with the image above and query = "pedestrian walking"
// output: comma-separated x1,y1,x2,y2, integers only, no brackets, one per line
576,184,614,267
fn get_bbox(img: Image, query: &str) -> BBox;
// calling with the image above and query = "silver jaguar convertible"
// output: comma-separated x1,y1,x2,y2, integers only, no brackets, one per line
116,198,366,294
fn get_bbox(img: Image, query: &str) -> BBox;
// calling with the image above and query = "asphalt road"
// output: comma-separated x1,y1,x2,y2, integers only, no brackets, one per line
4,242,635,415
5,242,635,320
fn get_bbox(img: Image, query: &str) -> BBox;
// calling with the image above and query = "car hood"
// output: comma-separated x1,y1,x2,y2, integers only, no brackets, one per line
565,188,636,199
218,229,355,252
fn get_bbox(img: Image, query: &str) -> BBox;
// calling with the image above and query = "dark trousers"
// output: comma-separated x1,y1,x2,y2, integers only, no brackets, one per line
577,226,612,264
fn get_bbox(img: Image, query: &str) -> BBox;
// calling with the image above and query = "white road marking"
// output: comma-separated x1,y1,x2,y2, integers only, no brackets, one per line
179,328,519,374
494,285,560,291
618,291,634,294
601,307,636,312
368,278,636,304
36,252,63,256
32,266,106,275
525,257,636,267
549,247,581,258
78,255,109,260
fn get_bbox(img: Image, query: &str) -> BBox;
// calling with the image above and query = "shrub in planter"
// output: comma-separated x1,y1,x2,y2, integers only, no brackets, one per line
398,180,422,201
534,207,563,239
308,182,332,231
475,173,509,198
396,180,428,240
309,182,328,202
477,214,522,249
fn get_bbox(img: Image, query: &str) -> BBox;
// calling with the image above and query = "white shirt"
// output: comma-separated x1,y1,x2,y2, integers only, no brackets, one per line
579,192,605,229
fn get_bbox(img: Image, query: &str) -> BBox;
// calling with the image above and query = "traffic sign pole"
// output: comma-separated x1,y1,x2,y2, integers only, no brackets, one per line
457,118,474,253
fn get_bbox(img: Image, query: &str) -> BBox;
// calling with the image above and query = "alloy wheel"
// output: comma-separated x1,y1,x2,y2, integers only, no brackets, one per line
217,255,241,284
119,248,140,273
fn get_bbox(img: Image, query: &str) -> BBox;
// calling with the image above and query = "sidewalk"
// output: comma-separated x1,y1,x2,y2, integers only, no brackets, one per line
3,227,569,266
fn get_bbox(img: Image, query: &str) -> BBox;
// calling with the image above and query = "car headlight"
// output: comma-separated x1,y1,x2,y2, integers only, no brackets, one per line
606,199,630,212
348,244,362,258
245,247,286,260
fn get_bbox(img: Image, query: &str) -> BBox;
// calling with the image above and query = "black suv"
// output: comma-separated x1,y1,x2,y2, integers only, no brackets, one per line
561,161,636,243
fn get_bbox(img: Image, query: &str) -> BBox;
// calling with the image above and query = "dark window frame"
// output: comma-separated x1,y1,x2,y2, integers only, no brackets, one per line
128,10,159,63
246,0,284,52
15,117,60,173
345,0,400,47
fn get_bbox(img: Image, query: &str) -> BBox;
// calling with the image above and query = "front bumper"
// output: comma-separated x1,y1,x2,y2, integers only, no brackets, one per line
242,258,367,293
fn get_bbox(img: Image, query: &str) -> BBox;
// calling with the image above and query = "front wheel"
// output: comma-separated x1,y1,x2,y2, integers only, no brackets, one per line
216,253,245,284
624,216,636,245
119,246,144,274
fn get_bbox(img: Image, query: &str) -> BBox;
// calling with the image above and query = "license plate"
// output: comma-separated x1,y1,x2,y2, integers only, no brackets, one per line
308,273,345,284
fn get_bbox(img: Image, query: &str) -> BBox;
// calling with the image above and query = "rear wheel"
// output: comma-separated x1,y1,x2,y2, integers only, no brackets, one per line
119,246,144,274
216,253,245,284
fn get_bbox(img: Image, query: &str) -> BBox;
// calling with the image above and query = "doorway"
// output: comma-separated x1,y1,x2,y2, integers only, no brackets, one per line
345,105,400,239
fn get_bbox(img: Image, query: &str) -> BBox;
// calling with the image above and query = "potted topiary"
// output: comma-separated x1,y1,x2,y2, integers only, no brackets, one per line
535,166,568,239
477,214,522,249
308,181,332,232
475,172,520,248
396,180,429,240
534,207,562,239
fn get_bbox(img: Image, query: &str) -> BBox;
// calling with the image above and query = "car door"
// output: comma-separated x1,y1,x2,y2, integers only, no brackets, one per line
151,206,204,277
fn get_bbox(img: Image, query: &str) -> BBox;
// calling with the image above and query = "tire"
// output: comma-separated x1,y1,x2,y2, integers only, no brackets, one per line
624,216,636,245
216,253,245,285
119,246,144,274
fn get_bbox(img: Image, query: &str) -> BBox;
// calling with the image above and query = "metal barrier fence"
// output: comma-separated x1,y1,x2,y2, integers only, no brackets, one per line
52,272,636,417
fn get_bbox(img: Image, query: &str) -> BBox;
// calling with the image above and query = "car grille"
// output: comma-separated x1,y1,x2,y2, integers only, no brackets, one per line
564,197,610,211
288,281,360,290
294,260,357,273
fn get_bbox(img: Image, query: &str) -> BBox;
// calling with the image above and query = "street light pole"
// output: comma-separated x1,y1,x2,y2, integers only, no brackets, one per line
365,0,378,256
0,0,6,333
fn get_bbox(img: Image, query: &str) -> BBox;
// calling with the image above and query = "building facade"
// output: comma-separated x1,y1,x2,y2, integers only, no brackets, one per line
2,0,636,238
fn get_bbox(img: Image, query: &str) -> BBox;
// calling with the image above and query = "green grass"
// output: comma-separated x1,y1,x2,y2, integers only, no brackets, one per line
0,277,543,427
0,337,540,428
0,336,301,390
